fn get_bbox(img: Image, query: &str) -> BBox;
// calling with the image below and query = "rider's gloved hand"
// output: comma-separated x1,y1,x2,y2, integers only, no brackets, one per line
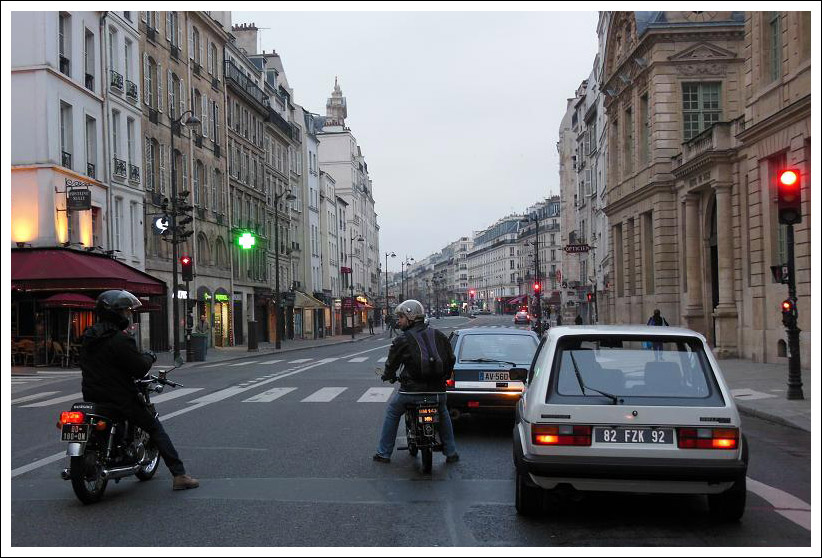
144,350,157,363
381,374,393,383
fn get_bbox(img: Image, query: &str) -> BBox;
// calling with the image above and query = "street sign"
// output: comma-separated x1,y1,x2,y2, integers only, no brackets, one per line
153,215,169,234
563,244,590,254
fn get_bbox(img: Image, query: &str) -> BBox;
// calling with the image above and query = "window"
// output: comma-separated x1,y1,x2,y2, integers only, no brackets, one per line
209,43,217,76
145,137,158,191
59,12,71,76
643,211,655,294
194,160,201,205
85,115,96,178
111,109,120,158
60,101,73,169
764,12,782,82
624,106,634,175
682,83,721,141
191,26,200,64
113,197,123,250
212,101,220,145
614,223,624,298
108,28,116,73
127,118,135,171
84,29,95,89
124,39,132,82
800,11,811,60
640,94,650,165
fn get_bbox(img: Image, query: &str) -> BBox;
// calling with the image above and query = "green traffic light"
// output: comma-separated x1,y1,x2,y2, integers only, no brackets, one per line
238,232,256,249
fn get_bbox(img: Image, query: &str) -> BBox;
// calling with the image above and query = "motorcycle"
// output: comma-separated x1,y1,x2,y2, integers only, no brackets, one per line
57,366,182,504
376,367,443,474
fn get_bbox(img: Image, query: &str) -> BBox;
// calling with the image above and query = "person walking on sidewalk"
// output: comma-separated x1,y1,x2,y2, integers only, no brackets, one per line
368,315,375,335
646,308,669,360
386,313,397,338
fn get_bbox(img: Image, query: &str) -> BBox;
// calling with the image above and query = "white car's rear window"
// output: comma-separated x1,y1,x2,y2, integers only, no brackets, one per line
459,334,538,364
549,336,723,405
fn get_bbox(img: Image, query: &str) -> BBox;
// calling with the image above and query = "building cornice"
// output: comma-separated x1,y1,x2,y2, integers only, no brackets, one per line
736,94,811,145
603,179,675,216
12,65,105,104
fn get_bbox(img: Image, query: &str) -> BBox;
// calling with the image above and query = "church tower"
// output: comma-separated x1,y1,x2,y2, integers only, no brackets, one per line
325,77,347,127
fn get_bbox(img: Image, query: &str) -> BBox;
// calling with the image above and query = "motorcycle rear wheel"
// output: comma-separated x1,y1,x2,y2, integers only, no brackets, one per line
421,447,433,474
135,440,160,481
70,452,108,505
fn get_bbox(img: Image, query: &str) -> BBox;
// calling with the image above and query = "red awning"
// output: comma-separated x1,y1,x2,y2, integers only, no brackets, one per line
12,248,166,296
40,293,96,308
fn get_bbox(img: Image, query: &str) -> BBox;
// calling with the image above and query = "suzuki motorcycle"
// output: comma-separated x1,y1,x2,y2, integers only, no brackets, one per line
57,367,182,504
376,367,443,474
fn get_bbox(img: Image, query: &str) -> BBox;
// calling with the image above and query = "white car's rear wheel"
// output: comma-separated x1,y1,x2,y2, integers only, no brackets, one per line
515,470,542,516
708,476,746,521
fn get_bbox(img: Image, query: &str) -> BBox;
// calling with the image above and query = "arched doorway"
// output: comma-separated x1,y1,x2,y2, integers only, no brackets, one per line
213,288,231,347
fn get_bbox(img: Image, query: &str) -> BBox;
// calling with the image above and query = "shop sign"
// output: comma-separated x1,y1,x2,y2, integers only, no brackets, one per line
563,244,590,254
341,297,355,309
175,290,188,299
66,186,92,211
215,294,230,302
356,296,368,303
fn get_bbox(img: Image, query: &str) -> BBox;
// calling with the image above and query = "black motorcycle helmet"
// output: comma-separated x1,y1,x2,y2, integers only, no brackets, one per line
95,290,142,330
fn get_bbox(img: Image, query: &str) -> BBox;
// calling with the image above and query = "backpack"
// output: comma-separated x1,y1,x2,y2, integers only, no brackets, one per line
405,327,445,382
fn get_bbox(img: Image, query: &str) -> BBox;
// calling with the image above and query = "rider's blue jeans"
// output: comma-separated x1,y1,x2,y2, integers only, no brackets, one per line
376,391,457,458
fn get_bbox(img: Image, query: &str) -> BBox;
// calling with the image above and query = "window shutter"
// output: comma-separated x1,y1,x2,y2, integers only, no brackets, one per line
182,153,188,193
143,53,150,106
159,143,166,194
141,11,147,23
144,137,152,189
156,62,163,112
166,12,171,40
167,69,173,118
207,42,213,74
202,94,208,137
199,37,204,66
188,24,194,59
154,12,160,30
179,78,185,115
215,104,220,145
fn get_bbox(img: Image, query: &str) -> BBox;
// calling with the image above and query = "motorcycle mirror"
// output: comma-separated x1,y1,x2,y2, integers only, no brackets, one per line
158,370,168,381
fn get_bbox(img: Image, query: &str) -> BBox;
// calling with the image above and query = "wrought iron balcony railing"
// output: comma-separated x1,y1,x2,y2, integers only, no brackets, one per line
110,70,124,91
62,151,72,169
129,164,140,182
113,157,127,178
125,80,138,101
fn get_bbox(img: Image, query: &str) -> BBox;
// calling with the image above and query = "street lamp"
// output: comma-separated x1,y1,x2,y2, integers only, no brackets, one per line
169,110,200,363
521,212,543,335
349,232,365,339
384,251,396,328
273,189,296,350
401,256,414,301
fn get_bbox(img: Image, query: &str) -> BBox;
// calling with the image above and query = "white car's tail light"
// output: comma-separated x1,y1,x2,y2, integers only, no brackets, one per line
677,427,739,449
532,424,592,446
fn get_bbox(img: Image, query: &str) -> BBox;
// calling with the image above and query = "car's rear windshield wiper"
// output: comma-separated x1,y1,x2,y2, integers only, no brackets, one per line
461,358,518,367
568,351,622,405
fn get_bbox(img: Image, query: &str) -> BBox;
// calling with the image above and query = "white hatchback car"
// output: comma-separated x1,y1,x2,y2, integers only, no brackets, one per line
511,325,748,520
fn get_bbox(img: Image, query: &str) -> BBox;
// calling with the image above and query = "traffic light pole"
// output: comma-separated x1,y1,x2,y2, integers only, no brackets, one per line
185,279,193,362
170,123,181,363
785,223,803,400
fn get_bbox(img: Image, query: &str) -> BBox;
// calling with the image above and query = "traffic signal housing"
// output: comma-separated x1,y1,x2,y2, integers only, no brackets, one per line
777,169,802,225
181,255,193,281
533,283,540,293
781,298,796,328
587,293,593,302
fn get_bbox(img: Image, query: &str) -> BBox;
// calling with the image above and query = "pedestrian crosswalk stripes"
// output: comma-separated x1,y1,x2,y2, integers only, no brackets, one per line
301,387,347,402
258,359,284,365
150,387,203,404
348,357,368,363
11,391,60,405
228,361,259,367
288,358,312,363
242,387,297,403
356,387,394,403
377,357,387,363
20,392,84,408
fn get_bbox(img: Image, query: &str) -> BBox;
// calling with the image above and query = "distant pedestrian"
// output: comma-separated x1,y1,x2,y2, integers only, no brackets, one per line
197,315,210,334
575,314,583,325
387,314,397,338
556,314,563,326
368,315,375,335
647,309,669,360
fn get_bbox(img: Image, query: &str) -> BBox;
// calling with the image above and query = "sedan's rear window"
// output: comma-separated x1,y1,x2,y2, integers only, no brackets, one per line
459,334,538,364
549,335,724,406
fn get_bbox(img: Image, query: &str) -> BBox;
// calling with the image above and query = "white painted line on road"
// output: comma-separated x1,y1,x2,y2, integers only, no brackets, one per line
150,387,203,404
357,387,394,403
201,363,225,368
243,387,297,403
11,391,59,405
11,453,66,479
259,359,283,364
321,357,339,363
301,387,347,402
188,386,247,405
341,343,391,359
348,357,369,363
20,392,83,408
288,358,312,363
377,357,387,363
32,370,82,376
228,361,259,367
747,477,811,531
731,388,777,400
11,379,42,384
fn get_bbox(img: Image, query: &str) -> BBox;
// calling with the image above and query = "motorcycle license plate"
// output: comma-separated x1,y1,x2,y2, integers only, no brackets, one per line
61,424,89,442
417,406,439,424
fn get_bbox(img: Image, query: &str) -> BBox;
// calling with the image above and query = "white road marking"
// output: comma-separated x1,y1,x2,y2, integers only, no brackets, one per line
357,387,394,403
321,357,339,363
20,393,83,408
150,387,203,404
341,344,392,359
188,386,248,405
243,387,298,403
731,388,777,400
301,387,347,402
11,391,60,405
259,359,283,365
348,357,369,363
228,361,259,367
377,357,387,363
747,477,811,530
201,363,225,368
11,378,42,384
288,358,312,363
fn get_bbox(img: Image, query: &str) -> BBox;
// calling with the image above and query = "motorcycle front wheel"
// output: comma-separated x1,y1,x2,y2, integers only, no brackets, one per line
70,452,108,504
421,447,433,474
135,439,160,481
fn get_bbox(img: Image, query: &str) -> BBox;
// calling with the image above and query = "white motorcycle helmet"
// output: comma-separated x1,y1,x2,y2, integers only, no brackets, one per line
393,299,426,325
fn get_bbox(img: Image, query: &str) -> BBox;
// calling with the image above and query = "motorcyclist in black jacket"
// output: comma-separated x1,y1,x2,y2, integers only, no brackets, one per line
79,290,199,491
373,299,459,464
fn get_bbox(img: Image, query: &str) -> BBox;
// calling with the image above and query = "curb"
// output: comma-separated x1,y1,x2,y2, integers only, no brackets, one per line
736,403,810,433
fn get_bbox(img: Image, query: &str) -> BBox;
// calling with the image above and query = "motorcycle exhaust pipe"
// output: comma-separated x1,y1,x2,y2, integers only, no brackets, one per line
100,464,141,480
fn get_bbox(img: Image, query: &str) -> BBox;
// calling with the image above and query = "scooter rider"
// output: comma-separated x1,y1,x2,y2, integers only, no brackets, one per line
79,289,199,491
373,299,459,464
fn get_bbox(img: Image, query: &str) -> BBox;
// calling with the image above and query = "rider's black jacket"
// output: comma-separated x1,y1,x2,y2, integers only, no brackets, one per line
383,321,456,392
79,321,153,411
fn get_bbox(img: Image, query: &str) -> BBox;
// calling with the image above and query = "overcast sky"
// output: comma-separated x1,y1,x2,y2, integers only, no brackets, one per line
234,8,600,272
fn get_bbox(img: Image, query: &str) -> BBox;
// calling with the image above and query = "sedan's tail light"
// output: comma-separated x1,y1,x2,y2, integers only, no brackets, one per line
446,378,455,388
532,424,592,446
677,427,739,449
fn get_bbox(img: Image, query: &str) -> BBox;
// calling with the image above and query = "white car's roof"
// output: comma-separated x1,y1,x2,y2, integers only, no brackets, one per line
547,325,707,342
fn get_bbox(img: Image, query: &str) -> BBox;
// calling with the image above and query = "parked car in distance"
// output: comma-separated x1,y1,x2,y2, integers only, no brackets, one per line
514,311,531,325
511,325,748,520
446,327,540,417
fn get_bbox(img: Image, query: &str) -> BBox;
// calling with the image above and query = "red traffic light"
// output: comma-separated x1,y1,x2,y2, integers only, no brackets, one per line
180,256,191,265
587,293,593,302
181,255,193,281
781,299,794,312
469,290,475,296
533,283,540,291
777,168,802,225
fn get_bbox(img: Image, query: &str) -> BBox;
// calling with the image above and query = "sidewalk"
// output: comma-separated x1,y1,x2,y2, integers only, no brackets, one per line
11,335,812,433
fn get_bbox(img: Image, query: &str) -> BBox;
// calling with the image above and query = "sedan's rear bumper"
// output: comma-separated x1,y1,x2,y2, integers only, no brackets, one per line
447,390,522,411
